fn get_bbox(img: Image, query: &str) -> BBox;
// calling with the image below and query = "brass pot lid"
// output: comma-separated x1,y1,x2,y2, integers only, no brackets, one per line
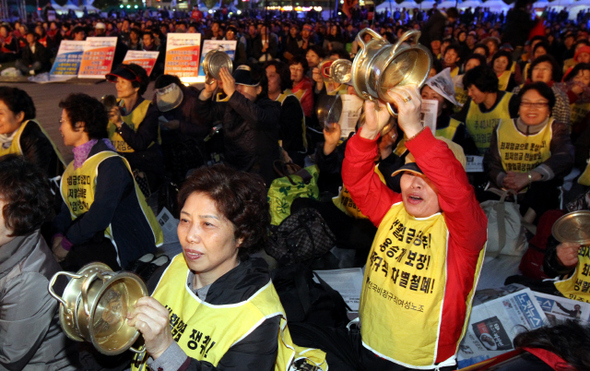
552,210,590,244
203,49,233,85
378,48,431,102
89,272,147,355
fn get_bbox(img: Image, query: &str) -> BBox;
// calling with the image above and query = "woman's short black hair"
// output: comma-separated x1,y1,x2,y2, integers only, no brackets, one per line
59,93,108,140
154,73,183,89
517,81,556,114
530,54,560,82
264,60,291,92
177,164,269,261
307,44,326,60
463,65,499,93
289,55,309,74
564,63,590,83
473,43,490,57
491,50,513,70
0,86,36,121
463,53,487,69
0,155,52,237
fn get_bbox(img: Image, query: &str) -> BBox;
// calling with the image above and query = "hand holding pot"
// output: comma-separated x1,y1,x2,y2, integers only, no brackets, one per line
127,296,173,360
387,85,422,139
360,99,391,140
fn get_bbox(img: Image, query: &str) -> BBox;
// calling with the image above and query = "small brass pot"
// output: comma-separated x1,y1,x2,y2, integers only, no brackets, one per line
351,28,432,116
202,49,233,85
49,262,147,356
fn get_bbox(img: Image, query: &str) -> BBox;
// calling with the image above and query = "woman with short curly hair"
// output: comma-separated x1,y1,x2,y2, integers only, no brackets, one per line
128,164,327,371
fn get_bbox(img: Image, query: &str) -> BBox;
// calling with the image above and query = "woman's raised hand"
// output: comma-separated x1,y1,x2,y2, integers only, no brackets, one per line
360,99,391,140
127,296,174,360
387,85,423,139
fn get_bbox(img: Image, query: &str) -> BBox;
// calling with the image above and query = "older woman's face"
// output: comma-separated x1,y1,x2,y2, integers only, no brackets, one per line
306,50,321,68
519,89,550,126
178,192,240,287
493,56,509,74
0,100,24,135
533,46,547,60
400,173,440,218
532,61,553,83
115,77,139,100
465,58,481,72
574,69,590,86
290,63,304,84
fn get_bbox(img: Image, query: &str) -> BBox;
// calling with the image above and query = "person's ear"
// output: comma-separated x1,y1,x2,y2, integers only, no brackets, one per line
256,86,263,95
15,111,25,124
74,121,86,132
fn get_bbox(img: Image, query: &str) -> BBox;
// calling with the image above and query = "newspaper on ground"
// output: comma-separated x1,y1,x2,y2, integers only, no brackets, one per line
534,291,590,324
457,288,548,368
313,267,364,312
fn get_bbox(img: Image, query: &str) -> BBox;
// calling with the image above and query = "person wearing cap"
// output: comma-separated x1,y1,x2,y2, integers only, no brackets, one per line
336,85,486,370
484,82,573,224
195,65,281,185
106,63,164,195
94,21,106,36
453,65,520,156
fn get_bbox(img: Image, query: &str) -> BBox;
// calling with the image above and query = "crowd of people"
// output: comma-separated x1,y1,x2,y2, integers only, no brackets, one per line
2,0,590,369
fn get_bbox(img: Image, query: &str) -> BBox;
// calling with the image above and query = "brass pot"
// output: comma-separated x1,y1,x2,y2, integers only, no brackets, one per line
48,262,147,355
351,28,432,116
202,49,233,85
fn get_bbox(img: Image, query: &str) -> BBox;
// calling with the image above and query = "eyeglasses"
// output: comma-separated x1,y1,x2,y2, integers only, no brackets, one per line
520,102,549,108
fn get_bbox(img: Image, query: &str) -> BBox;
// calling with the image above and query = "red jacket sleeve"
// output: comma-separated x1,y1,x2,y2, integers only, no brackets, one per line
342,128,401,227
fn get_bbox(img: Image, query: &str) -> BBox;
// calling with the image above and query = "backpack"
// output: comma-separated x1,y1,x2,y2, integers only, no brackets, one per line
267,208,336,266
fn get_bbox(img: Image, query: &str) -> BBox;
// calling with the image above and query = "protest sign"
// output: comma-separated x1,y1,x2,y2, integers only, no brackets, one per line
197,40,237,83
164,33,201,83
123,50,160,76
50,40,85,78
78,37,117,79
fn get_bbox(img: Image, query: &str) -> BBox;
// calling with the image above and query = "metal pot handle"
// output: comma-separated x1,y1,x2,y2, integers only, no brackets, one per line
81,271,114,316
357,28,382,52
48,271,85,310
386,102,398,118
391,30,422,56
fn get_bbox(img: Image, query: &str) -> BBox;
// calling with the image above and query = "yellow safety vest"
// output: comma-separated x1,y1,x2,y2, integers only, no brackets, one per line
570,102,590,129
555,246,590,303
454,85,469,113
0,119,65,166
131,254,327,371
497,118,553,174
360,202,451,367
276,90,308,151
60,151,163,248
450,66,459,78
523,63,531,81
393,121,462,156
466,92,513,155
107,100,158,153
333,166,385,219
497,70,512,91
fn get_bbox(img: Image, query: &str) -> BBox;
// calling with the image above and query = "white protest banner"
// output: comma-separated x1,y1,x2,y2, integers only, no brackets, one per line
420,99,438,135
338,94,363,137
123,50,160,76
164,33,201,83
197,39,237,83
78,37,117,79
50,40,85,78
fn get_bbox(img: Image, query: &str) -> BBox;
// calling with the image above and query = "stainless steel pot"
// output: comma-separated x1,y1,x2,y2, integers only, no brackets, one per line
319,59,352,84
202,49,233,85
49,262,147,355
351,28,432,116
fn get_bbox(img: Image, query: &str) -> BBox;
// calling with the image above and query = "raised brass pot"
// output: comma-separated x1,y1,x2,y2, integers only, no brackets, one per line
351,28,432,116
202,49,233,85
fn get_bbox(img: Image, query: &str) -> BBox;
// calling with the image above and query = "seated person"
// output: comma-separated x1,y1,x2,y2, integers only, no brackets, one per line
453,65,520,156
556,63,590,135
265,60,307,166
0,86,65,179
310,85,486,370
52,93,163,271
128,165,327,371
0,24,18,63
452,53,487,111
0,155,79,370
513,55,570,128
484,82,574,223
15,31,52,76
289,56,314,120
492,50,517,92
195,65,281,186
106,63,165,195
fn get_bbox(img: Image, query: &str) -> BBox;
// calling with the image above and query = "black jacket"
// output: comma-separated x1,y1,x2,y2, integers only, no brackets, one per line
15,120,65,179
19,41,52,71
195,91,281,185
